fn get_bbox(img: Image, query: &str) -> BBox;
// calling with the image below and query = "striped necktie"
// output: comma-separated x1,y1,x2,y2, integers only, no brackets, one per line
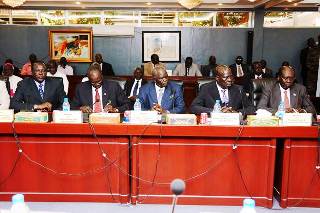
38,83,44,99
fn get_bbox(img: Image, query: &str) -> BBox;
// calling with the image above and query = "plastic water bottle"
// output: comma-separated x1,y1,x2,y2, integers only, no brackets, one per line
275,101,285,125
213,100,222,113
133,98,142,111
62,97,70,111
240,198,256,213
10,194,30,213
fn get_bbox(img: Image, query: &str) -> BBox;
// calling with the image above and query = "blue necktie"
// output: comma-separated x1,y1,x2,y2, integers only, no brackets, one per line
39,83,44,99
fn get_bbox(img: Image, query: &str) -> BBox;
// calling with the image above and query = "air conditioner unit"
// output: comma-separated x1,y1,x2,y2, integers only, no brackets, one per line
92,25,134,37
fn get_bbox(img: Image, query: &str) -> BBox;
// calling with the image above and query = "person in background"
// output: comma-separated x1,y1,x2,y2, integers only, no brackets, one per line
305,42,320,97
124,67,148,108
260,59,273,77
57,57,74,75
201,56,217,77
190,65,254,115
257,66,315,114
21,53,37,76
143,54,166,76
10,61,66,112
71,65,129,113
0,80,10,110
139,66,185,114
229,56,248,77
94,53,115,76
46,60,69,94
1,62,22,98
0,59,20,76
300,38,316,85
173,57,202,76
281,61,290,66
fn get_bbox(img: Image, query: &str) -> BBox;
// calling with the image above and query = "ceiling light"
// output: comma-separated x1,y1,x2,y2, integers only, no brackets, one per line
178,0,203,10
248,0,255,2
293,3,298,6
75,1,81,5
287,0,292,2
146,2,152,6
3,0,26,7
218,3,223,6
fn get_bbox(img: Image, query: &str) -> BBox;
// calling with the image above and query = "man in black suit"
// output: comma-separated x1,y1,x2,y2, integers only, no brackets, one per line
190,65,255,115
300,38,316,85
10,61,66,112
229,56,248,78
94,53,115,76
260,59,273,77
124,67,147,108
201,56,217,77
71,66,130,113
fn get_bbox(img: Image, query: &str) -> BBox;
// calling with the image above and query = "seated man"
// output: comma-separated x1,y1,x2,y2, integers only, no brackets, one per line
46,60,69,94
57,57,74,75
144,54,166,76
124,67,148,108
229,56,248,77
138,66,185,114
94,53,115,76
0,59,20,76
173,57,202,76
0,80,10,110
10,61,66,112
71,66,130,113
201,56,217,77
2,62,22,98
190,65,255,115
257,66,316,114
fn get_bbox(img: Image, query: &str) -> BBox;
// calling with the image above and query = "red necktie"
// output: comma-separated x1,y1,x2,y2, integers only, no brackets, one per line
284,90,290,109
94,88,102,113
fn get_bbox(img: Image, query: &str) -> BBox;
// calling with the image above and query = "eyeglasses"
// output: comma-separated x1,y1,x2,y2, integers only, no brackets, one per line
219,75,234,81
281,76,295,81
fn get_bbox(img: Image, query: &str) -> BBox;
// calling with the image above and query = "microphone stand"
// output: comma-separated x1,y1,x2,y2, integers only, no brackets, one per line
171,195,178,213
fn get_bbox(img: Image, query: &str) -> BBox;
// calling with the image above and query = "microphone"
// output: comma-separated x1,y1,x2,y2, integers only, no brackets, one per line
170,179,185,213
239,87,246,123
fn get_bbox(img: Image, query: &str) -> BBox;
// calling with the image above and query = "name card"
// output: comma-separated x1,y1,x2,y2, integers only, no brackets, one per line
129,111,158,124
0,109,14,122
210,112,240,126
247,115,279,126
282,113,312,126
166,114,197,125
15,112,48,123
53,110,83,123
89,113,120,124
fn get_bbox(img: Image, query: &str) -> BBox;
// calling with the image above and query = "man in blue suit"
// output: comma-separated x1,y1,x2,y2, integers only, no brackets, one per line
138,66,185,114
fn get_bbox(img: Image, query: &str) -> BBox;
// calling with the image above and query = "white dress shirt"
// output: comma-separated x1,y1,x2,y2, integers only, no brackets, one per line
155,84,165,104
0,81,10,109
279,84,291,106
216,82,229,104
34,80,46,93
236,64,244,77
91,86,103,110
57,65,74,75
129,79,142,97
8,75,22,95
47,72,69,94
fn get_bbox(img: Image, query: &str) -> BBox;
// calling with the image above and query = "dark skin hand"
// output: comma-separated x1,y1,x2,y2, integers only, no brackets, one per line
152,103,167,114
34,102,52,112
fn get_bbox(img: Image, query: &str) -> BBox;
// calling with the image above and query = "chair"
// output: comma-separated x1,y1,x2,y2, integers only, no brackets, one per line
197,79,213,92
251,78,277,107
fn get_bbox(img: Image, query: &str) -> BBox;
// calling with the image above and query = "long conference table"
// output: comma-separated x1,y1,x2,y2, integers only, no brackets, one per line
0,123,318,208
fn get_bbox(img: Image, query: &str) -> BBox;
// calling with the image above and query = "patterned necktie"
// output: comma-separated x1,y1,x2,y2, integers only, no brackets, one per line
132,80,139,96
237,65,243,77
221,89,228,105
158,88,164,104
38,83,44,99
94,88,102,113
186,68,189,76
284,90,290,109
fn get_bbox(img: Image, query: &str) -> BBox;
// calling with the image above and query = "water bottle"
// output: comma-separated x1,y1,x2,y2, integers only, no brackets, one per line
213,100,222,113
133,98,142,111
275,101,285,125
240,198,256,213
62,97,70,111
10,194,30,213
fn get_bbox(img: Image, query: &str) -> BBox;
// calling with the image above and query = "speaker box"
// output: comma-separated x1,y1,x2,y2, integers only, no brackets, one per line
247,30,254,66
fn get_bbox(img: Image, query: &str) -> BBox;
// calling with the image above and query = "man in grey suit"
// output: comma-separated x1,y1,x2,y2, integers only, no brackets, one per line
257,66,316,114
173,57,202,76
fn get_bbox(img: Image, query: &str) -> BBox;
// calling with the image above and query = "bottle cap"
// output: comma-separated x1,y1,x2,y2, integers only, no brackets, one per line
243,198,255,208
64,97,68,102
215,100,220,103
12,194,24,204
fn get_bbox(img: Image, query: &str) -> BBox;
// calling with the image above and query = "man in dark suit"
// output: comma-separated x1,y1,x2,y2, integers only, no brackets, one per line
138,66,185,114
10,61,66,112
201,56,217,77
94,53,115,76
124,67,147,108
300,38,316,85
229,56,248,78
71,66,130,113
257,66,316,114
0,59,20,76
190,65,255,115
260,59,273,77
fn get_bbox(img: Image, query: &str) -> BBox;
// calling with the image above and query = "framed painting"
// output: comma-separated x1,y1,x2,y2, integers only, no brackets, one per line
142,31,181,63
49,30,93,62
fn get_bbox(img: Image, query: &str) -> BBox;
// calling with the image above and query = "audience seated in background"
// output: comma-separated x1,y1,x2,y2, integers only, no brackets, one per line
300,38,316,85
260,59,273,77
21,53,37,76
138,66,185,114
71,65,130,113
173,57,202,77
257,66,316,115
57,57,74,75
10,61,66,112
94,53,115,76
0,59,20,76
201,56,217,77
46,60,69,94
229,56,248,77
143,54,166,76
190,65,255,116
0,80,10,110
1,62,22,98
305,42,320,97
124,67,148,109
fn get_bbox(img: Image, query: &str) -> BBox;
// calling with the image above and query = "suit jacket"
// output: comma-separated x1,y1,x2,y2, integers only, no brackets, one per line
138,81,185,114
124,78,148,97
229,63,249,77
10,77,66,111
173,63,202,76
190,81,255,115
101,62,115,76
143,62,166,76
263,67,273,78
71,80,130,113
257,82,316,114
201,64,217,77
243,72,273,95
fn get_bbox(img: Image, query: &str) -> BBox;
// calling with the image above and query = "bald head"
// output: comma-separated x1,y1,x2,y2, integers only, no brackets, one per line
215,65,234,89
153,66,168,88
88,66,103,89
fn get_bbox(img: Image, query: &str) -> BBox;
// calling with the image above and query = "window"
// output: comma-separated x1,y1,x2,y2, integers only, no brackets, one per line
0,9,10,24
141,11,176,26
12,10,38,25
178,12,214,27
40,10,65,25
216,12,251,27
104,11,138,26
68,11,101,25
264,11,320,27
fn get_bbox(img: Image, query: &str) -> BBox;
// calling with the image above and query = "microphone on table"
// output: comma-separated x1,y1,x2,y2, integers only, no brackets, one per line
170,178,185,213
